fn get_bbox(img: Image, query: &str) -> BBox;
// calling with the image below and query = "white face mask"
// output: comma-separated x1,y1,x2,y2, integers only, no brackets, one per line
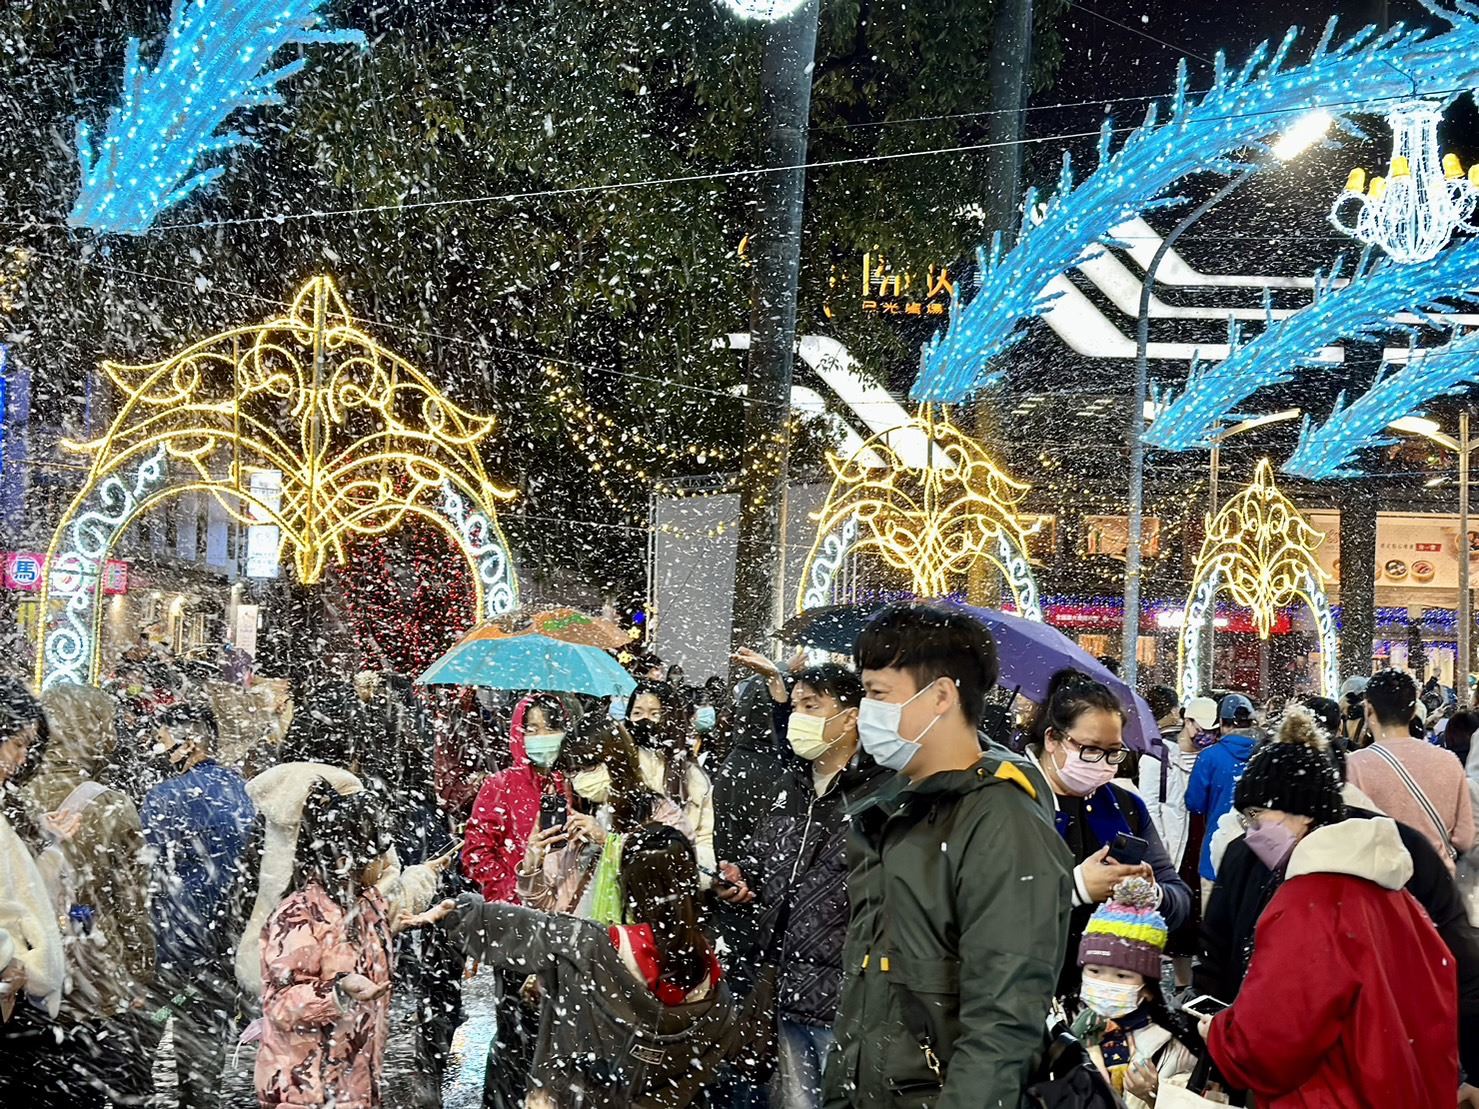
571,765,611,804
857,682,942,772
1079,976,1143,1019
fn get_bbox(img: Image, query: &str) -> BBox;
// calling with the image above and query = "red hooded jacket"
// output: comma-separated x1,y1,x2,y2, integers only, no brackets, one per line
1208,817,1458,1109
461,698,567,904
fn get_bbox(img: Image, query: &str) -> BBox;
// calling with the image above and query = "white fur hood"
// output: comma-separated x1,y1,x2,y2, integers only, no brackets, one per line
1285,815,1413,891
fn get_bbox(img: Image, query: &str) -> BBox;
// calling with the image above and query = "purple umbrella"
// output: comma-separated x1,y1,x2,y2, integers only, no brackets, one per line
941,601,1164,755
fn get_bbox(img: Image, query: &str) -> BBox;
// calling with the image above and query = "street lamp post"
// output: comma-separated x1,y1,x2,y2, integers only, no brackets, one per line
1121,111,1332,687
1390,413,1476,699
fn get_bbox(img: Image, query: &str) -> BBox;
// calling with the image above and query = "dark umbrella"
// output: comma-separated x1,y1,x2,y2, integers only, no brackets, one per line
778,601,1163,753
941,601,1163,754
776,604,878,654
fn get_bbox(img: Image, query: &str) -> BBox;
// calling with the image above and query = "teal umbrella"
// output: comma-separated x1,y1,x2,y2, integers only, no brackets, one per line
416,628,636,697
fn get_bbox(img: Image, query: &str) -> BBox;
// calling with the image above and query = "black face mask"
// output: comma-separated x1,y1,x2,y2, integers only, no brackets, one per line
626,718,659,746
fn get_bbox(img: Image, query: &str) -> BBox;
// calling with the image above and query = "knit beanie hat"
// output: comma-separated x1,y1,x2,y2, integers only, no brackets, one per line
1233,705,1345,826
1077,876,1167,980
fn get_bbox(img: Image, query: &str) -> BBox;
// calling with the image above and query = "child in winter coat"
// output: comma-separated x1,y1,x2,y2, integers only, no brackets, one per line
1072,877,1203,1108
414,821,765,1109
256,783,399,1109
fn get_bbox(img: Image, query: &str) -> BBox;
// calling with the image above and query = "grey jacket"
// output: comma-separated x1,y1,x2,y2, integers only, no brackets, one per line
447,892,764,1108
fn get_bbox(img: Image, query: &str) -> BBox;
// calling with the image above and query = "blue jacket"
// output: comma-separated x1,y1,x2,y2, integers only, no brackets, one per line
139,760,257,969
1185,729,1258,880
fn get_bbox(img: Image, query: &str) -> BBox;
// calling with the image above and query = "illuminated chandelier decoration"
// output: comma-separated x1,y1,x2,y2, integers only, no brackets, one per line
1178,459,1337,698
797,405,1042,620
1330,101,1479,264
36,275,519,689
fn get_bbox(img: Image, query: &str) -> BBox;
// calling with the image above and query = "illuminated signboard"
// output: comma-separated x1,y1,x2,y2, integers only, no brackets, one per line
822,252,956,320
5,553,128,594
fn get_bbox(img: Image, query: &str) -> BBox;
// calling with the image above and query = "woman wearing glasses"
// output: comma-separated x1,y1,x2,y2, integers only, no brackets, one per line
1026,670,1193,999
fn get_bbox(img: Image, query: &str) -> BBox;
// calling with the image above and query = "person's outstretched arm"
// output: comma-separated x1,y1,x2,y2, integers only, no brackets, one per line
942,791,1072,1109
442,891,590,977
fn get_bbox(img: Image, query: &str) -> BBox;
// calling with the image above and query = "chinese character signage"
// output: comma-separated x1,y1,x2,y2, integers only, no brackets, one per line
825,252,955,320
4,552,42,591
4,553,129,594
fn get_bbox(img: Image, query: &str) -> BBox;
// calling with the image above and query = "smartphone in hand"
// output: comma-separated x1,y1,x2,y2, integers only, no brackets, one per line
539,793,568,832
1183,994,1230,1020
1109,832,1149,867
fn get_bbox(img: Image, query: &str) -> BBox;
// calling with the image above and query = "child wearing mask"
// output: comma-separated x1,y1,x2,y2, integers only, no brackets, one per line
1073,877,1202,1108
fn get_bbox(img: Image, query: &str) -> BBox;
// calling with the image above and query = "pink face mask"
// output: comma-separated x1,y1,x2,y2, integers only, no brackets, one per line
1052,743,1119,796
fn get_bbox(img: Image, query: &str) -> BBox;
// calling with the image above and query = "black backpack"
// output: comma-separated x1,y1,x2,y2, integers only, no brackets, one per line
1022,1022,1126,1109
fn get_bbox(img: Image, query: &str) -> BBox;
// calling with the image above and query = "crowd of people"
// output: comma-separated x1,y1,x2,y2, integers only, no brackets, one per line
0,604,1474,1108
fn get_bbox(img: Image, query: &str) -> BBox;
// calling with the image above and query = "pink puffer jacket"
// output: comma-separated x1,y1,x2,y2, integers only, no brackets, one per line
256,884,391,1109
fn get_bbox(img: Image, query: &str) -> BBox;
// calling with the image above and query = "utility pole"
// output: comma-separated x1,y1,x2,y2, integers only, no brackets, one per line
969,0,1033,607
730,0,820,655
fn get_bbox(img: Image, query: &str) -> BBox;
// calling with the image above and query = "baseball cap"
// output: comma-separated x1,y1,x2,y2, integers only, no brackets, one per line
1219,693,1256,726
1183,696,1219,731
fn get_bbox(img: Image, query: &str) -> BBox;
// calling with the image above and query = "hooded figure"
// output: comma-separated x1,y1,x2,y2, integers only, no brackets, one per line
0,679,64,1019
27,683,156,1022
235,760,439,996
462,695,572,904
1204,708,1458,1107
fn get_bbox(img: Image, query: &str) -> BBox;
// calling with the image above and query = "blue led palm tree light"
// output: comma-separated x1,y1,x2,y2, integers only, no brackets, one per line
910,3,1479,404
1284,332,1479,478
70,0,364,235
1146,236,1479,451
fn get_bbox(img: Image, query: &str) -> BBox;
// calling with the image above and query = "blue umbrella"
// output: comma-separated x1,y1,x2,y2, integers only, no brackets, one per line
416,629,637,698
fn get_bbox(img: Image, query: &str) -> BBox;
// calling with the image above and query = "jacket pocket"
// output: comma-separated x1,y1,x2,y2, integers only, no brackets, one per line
881,955,960,1103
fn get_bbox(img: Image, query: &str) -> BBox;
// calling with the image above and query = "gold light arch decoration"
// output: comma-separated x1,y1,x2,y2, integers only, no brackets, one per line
797,404,1043,619
1178,458,1337,698
36,275,519,690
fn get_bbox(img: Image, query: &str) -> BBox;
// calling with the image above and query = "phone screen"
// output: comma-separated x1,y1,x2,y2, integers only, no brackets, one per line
1183,995,1229,1019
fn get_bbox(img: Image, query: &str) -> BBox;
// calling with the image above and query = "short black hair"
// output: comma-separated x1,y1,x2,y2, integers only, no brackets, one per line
854,604,998,726
1301,696,1343,742
1030,669,1125,749
792,664,864,710
1366,669,1419,728
1145,684,1179,721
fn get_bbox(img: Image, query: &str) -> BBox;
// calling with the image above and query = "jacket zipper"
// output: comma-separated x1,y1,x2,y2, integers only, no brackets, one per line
790,794,818,886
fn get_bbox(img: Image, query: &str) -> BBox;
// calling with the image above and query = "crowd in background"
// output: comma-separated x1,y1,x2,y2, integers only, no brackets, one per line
0,605,1473,1108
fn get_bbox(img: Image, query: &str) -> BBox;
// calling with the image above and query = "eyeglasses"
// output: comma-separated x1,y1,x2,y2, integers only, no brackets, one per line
1062,736,1129,765
1236,807,1267,831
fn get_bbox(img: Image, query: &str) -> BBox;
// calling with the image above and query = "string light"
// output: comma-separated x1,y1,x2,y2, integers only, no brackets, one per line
36,275,518,688
798,404,1043,618
0,248,29,311
70,0,363,234
1177,459,1337,697
1331,101,1479,264
1285,332,1479,478
912,9,1479,403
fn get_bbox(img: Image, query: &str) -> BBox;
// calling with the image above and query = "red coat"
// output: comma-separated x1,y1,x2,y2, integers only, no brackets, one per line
1208,817,1458,1109
461,698,567,904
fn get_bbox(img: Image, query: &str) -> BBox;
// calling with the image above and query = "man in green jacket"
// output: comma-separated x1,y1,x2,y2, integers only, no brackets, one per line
822,604,1073,1109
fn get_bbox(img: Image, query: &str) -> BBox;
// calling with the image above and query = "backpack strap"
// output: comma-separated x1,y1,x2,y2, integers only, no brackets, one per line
1367,744,1458,862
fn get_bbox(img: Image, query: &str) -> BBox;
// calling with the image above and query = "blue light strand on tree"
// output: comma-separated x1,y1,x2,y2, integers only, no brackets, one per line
910,2,1479,404
1283,332,1479,478
1146,235,1479,451
69,0,365,235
